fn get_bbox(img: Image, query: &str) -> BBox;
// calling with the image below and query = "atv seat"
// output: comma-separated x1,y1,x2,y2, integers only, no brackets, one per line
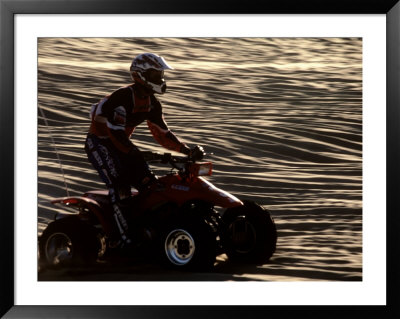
83,189,139,205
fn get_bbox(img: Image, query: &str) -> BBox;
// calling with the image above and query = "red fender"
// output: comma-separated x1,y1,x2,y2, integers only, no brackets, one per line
194,177,243,208
152,175,243,209
51,196,112,236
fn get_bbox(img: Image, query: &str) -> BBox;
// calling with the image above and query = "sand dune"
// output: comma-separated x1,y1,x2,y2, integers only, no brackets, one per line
38,37,362,281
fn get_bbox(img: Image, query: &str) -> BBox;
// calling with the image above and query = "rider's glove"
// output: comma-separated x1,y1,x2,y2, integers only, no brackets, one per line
180,144,205,161
190,145,205,161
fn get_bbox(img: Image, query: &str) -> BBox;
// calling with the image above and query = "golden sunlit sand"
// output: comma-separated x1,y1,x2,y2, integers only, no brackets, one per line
38,38,362,281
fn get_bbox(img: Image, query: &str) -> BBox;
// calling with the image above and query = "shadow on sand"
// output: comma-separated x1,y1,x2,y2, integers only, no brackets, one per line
38,251,361,282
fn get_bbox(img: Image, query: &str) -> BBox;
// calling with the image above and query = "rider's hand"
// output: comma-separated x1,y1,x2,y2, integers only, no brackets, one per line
190,145,205,161
180,144,205,161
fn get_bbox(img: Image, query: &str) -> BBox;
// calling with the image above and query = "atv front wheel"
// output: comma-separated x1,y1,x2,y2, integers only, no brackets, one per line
39,216,101,268
223,201,277,264
160,214,217,271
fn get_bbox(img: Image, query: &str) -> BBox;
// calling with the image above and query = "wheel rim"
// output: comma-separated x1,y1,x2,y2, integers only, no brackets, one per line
165,229,195,266
228,216,257,254
45,232,73,265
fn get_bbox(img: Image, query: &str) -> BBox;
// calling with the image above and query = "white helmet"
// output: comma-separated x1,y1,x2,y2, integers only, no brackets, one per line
129,53,173,94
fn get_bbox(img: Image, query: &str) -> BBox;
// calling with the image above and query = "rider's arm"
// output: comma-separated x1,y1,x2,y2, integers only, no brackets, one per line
147,96,190,155
102,88,135,154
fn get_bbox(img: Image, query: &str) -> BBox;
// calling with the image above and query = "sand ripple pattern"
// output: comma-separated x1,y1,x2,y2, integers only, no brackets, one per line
38,38,362,281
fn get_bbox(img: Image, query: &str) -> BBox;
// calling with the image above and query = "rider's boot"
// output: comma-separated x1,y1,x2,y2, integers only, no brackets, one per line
108,202,133,249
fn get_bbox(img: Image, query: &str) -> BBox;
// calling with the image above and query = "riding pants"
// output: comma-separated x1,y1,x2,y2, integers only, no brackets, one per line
84,133,156,243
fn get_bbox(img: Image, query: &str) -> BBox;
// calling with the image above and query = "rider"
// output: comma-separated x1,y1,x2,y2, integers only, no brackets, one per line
85,53,191,248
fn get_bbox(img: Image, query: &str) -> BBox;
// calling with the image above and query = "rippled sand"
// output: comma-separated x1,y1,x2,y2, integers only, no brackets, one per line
38,38,362,281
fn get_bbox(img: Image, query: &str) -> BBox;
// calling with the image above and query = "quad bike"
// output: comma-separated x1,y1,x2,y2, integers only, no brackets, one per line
39,146,277,271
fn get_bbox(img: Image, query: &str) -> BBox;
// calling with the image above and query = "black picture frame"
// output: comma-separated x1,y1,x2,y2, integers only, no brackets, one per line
1,0,399,318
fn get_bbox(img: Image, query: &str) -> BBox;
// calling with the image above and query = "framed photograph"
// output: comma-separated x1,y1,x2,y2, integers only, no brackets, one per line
1,0,399,318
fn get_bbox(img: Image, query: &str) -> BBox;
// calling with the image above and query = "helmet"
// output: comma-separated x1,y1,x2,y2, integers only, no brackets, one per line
129,53,173,94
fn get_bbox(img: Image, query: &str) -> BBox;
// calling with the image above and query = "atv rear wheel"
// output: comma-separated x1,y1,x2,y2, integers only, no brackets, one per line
160,214,217,271
39,216,101,268
223,201,277,264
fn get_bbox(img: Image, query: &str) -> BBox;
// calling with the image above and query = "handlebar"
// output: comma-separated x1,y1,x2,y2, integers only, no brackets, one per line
142,146,207,166
142,151,185,164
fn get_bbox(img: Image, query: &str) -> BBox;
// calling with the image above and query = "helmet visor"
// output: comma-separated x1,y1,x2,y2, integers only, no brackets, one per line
143,69,164,84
